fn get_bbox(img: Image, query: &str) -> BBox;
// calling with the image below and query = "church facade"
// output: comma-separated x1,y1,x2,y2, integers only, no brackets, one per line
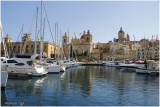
62,30,93,59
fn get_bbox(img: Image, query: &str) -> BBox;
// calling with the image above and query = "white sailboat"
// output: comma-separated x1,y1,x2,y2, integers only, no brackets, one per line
33,2,61,74
1,23,8,88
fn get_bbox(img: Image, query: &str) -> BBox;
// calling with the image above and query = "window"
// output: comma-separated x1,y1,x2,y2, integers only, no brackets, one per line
64,39,66,42
26,45,29,53
31,45,34,53
15,63,25,66
27,61,33,66
87,38,89,41
46,60,52,63
138,49,140,51
18,46,20,53
13,46,16,53
37,45,40,54
3,60,18,63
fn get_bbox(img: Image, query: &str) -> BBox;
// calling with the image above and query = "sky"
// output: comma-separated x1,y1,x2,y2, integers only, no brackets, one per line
1,1,159,44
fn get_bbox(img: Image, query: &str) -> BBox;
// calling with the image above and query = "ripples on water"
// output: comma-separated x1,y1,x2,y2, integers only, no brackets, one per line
1,66,159,106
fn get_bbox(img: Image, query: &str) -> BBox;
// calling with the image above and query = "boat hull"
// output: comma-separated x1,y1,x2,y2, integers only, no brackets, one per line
1,71,8,88
44,65,61,74
136,69,148,74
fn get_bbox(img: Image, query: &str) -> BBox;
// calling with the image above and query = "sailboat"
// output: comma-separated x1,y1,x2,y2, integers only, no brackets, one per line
33,2,61,74
0,23,8,88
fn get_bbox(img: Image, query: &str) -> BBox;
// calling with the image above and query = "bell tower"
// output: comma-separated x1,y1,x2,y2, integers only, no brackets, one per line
63,32,69,46
62,32,69,58
5,34,12,43
85,30,92,44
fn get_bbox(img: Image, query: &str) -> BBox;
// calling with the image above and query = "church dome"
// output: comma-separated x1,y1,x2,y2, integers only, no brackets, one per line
118,27,125,34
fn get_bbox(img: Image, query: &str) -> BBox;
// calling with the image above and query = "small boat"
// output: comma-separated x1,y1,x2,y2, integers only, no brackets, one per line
136,60,159,74
62,60,72,69
36,61,61,74
46,60,66,72
71,60,79,67
106,61,121,67
31,55,61,74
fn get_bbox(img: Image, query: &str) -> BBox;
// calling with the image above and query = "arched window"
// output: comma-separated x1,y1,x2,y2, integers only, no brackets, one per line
87,38,89,41
13,46,16,53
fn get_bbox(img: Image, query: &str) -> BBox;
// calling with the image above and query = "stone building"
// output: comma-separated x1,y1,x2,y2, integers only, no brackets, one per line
62,30,93,59
1,33,61,58
94,27,159,61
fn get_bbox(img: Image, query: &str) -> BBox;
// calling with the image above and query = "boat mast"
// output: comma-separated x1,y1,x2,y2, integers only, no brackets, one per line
114,41,115,61
152,35,154,59
72,36,73,60
55,23,56,60
0,23,8,58
20,24,24,54
144,35,146,61
42,18,45,56
133,35,136,61
60,30,63,60
34,7,39,55
57,22,59,61
68,29,70,60
40,0,43,62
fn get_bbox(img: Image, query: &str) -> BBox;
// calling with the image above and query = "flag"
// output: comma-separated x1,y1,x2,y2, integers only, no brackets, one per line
126,37,128,41
156,34,158,40
79,32,81,36
73,32,76,35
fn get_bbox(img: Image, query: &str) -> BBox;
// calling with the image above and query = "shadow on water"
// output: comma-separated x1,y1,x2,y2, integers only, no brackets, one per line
2,66,159,106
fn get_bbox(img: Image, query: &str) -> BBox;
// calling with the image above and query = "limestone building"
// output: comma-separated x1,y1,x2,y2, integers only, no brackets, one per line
1,33,61,58
93,27,159,61
62,30,93,59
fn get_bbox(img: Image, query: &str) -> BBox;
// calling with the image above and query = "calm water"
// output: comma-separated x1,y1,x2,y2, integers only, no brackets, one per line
1,66,159,106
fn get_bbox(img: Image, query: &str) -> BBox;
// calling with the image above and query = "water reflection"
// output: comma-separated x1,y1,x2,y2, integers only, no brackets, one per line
2,66,159,106
1,89,8,106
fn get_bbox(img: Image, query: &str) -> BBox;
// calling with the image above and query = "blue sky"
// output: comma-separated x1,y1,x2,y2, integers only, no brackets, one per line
1,1,159,43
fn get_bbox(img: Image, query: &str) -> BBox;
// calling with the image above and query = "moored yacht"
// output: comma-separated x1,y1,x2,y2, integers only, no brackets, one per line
136,60,159,74
41,62,61,74
31,55,61,74
106,61,121,67
2,56,47,76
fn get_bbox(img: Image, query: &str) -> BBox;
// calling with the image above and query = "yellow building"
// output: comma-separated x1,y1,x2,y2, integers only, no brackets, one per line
1,33,61,58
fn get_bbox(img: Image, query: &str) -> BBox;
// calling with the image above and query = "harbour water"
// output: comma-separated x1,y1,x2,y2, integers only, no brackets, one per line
1,66,159,106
